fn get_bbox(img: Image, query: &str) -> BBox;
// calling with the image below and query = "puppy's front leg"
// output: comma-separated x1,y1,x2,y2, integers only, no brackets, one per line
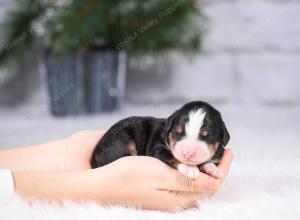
177,163,200,179
200,162,221,178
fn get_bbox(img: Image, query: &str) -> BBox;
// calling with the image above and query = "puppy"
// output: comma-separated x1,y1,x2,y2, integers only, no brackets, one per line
91,101,230,179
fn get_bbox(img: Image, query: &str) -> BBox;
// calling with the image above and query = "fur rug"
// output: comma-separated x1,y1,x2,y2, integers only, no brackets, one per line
1,107,300,220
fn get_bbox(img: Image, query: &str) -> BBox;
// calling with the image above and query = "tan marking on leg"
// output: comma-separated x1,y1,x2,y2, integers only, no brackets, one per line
127,141,137,156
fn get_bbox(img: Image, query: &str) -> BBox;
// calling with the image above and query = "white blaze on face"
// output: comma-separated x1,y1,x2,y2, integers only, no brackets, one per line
185,108,206,139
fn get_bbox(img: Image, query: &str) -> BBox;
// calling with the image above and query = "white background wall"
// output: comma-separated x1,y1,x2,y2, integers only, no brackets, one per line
126,0,300,106
0,0,299,106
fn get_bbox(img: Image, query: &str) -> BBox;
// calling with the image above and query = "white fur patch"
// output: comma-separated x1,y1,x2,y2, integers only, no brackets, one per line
177,163,200,179
185,108,206,139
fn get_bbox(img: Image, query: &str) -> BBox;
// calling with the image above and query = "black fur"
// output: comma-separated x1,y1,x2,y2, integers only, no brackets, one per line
91,101,230,169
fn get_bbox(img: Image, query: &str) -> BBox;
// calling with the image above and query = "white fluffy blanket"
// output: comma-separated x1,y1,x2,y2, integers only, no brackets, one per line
1,107,300,220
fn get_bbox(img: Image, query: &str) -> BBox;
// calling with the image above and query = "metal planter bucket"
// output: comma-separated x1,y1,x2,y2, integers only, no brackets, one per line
45,51,84,116
44,49,127,116
84,49,127,113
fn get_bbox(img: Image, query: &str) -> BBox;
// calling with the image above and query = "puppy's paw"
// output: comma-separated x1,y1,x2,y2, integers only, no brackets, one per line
177,163,200,179
200,162,221,178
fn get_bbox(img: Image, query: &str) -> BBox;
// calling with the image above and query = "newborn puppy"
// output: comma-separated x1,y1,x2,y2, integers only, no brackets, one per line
91,101,230,179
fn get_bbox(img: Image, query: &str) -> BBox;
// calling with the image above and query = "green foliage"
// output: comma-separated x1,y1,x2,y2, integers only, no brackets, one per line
0,0,46,65
0,0,204,65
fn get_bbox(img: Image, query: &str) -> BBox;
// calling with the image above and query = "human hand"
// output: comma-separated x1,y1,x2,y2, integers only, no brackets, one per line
89,149,233,211
62,130,105,170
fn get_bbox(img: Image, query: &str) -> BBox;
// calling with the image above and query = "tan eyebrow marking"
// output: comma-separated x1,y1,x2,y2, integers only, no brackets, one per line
175,126,183,134
201,129,208,136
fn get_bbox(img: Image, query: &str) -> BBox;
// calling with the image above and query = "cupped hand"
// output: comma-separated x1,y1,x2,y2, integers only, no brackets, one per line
89,149,233,211
61,130,233,211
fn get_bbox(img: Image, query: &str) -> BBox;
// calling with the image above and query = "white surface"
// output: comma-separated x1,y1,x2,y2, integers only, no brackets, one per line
238,53,300,104
203,1,300,52
0,170,14,205
0,104,299,219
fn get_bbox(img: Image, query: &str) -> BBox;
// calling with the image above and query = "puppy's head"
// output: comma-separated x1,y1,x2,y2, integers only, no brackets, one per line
165,101,230,165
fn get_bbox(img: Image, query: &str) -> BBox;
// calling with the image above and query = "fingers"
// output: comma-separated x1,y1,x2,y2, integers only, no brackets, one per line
200,163,221,178
217,148,234,178
152,190,202,212
159,149,234,193
155,152,234,211
160,169,220,193
116,156,218,194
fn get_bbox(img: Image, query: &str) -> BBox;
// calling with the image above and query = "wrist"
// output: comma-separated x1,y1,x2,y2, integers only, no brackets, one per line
0,139,67,171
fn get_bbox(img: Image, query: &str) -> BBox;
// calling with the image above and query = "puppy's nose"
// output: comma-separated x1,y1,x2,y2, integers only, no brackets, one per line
181,147,196,160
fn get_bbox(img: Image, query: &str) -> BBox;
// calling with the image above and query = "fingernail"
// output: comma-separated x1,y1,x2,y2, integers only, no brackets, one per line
204,178,218,191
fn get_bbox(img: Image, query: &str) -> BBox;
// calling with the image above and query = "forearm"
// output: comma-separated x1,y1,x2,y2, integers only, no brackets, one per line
12,169,110,203
0,139,67,171
0,131,104,171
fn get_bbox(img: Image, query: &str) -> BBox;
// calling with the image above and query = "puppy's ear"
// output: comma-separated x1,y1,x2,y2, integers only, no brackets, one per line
164,110,179,136
165,115,175,133
221,122,230,146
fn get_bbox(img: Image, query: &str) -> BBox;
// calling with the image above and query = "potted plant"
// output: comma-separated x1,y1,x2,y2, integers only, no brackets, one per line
0,0,203,115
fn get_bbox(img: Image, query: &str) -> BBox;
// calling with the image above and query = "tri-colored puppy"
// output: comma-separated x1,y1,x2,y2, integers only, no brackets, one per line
91,101,230,179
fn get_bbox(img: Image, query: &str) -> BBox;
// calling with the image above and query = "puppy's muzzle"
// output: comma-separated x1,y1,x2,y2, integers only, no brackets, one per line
173,139,210,165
